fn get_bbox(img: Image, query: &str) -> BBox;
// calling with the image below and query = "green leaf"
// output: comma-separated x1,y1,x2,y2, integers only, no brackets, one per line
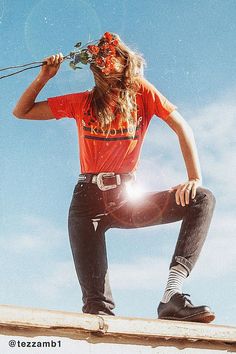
74,55,81,65
79,58,88,65
80,51,89,59
74,42,82,48
79,52,89,64
69,61,76,70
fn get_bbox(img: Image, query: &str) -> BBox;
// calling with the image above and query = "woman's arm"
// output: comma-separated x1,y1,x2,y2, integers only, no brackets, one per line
13,53,63,120
165,110,202,207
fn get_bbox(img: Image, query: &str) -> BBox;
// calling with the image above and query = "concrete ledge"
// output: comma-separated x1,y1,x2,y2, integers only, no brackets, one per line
0,305,235,352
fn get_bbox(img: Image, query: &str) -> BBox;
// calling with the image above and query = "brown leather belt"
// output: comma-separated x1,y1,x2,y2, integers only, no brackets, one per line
78,172,134,191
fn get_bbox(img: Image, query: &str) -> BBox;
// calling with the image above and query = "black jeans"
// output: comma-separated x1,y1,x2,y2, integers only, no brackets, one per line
68,180,215,315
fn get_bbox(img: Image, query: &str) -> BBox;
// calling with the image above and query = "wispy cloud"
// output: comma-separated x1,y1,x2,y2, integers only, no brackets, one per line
140,91,236,201
108,212,236,291
190,92,236,205
31,260,79,300
190,213,236,279
0,214,65,254
110,257,169,291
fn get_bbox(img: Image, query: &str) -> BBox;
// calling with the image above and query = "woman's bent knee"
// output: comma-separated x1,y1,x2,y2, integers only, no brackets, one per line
196,187,216,208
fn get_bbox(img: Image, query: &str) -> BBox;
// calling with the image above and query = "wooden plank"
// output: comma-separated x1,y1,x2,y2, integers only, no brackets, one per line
0,304,235,345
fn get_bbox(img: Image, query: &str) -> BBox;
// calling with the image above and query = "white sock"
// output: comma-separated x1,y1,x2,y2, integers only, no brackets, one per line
161,264,188,303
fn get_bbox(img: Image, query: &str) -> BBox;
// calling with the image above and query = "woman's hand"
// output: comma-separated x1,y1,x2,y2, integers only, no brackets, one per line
39,53,64,80
171,178,202,207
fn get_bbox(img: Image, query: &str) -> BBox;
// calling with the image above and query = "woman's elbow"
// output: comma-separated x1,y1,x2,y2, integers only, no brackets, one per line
12,108,26,119
12,108,20,118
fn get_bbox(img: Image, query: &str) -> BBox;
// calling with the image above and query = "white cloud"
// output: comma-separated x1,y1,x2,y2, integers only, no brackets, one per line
3,213,233,306
139,91,236,202
189,92,236,202
136,157,185,191
0,233,44,253
190,212,236,279
32,260,78,300
0,214,65,254
108,211,236,292
110,257,169,291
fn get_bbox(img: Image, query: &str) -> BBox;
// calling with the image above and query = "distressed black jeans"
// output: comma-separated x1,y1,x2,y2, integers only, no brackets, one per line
68,181,216,315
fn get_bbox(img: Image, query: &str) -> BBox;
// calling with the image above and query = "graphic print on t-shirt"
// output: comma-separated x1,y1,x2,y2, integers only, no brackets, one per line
80,108,143,142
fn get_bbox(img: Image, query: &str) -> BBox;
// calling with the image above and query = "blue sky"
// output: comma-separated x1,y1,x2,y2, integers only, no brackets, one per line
0,0,235,326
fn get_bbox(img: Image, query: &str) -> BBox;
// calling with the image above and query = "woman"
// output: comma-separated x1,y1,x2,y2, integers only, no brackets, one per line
13,32,216,322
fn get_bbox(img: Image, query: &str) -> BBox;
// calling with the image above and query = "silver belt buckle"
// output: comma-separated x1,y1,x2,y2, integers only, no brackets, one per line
96,172,121,191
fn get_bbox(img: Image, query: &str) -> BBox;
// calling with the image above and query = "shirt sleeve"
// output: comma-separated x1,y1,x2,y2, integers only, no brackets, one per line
47,92,88,120
139,78,177,121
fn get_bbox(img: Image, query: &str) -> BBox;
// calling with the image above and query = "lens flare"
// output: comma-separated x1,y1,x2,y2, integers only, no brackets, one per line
125,181,146,201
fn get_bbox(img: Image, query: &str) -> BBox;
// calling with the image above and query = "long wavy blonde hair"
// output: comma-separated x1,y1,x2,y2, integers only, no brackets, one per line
90,33,145,127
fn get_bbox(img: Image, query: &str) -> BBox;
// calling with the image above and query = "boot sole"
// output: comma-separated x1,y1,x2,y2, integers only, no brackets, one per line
159,311,215,323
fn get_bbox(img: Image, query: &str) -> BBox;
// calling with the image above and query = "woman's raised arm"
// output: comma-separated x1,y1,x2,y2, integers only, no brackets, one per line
13,53,63,120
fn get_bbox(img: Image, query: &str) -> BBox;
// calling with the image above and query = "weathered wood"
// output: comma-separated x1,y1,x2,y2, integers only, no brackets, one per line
0,304,235,348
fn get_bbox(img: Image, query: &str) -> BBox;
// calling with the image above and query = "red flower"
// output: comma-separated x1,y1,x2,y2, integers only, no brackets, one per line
102,67,110,75
101,42,110,50
87,45,99,55
105,56,112,65
108,45,116,55
95,57,104,66
101,57,115,74
112,39,119,46
116,113,122,120
103,32,113,42
86,33,119,72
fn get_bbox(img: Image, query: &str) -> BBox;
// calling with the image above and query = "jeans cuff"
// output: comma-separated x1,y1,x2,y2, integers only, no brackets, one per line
174,256,193,275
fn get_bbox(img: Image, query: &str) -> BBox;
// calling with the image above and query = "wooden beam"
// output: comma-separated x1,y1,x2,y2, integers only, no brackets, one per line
0,304,235,347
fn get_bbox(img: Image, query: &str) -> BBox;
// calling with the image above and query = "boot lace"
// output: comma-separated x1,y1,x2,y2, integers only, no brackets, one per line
179,293,193,305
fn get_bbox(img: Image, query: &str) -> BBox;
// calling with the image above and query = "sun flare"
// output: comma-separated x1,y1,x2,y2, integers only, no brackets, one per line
125,181,146,201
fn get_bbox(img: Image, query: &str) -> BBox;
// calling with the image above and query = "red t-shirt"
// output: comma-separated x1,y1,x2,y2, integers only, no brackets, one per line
47,78,176,173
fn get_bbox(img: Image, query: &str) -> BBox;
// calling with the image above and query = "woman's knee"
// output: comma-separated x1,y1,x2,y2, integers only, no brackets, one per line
195,187,216,208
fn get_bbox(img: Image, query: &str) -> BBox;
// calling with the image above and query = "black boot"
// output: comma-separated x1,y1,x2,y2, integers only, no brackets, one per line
158,293,215,323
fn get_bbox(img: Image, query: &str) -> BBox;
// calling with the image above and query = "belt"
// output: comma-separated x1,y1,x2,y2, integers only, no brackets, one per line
78,172,134,191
